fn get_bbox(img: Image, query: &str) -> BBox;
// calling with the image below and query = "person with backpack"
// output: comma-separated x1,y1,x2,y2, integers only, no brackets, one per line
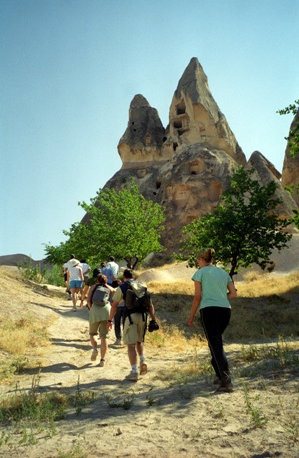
107,269,158,382
187,248,237,392
80,268,100,309
87,274,115,367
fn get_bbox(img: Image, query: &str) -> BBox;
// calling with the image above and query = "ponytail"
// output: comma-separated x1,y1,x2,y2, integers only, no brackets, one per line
197,248,215,263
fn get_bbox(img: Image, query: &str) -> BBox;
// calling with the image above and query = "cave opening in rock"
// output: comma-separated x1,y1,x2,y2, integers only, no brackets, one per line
173,120,182,129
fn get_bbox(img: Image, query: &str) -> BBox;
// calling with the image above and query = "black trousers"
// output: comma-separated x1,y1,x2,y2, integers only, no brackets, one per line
200,307,231,386
114,306,125,339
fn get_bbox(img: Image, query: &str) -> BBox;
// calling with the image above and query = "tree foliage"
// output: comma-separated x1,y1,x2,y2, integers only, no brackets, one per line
277,99,299,158
44,181,165,268
180,167,292,278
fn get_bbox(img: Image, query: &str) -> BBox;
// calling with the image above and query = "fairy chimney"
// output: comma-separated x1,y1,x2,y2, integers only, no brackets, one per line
162,57,246,165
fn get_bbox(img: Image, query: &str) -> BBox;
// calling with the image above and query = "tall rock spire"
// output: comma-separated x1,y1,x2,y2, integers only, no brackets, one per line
117,94,168,168
162,57,246,165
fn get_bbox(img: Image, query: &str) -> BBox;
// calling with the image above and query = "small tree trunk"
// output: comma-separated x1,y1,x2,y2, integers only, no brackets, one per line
125,259,133,269
132,257,139,270
229,255,238,279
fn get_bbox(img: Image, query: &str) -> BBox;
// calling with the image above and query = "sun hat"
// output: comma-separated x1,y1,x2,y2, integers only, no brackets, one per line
70,259,80,267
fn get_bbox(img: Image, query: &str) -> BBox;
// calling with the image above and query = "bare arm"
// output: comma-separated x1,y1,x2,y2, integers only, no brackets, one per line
148,301,156,321
80,268,84,282
187,281,202,327
227,281,237,299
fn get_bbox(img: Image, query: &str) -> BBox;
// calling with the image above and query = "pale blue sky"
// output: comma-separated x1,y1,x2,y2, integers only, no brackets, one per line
1,0,298,260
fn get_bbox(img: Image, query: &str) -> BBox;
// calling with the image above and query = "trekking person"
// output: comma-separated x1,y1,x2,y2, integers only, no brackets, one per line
87,274,115,367
100,262,113,286
80,267,100,308
107,269,157,382
106,256,119,287
187,248,237,393
79,259,91,307
113,279,125,345
67,258,84,311
80,259,91,284
62,254,75,300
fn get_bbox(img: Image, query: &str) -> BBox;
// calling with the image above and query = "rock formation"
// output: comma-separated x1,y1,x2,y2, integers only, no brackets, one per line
247,151,297,219
85,57,298,252
162,57,246,166
118,94,168,167
281,110,299,205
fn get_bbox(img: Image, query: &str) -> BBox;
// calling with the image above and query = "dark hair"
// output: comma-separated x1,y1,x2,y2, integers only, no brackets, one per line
69,254,75,259
80,259,86,263
123,269,133,279
92,268,100,278
197,248,215,263
100,262,106,268
96,274,107,286
109,256,115,261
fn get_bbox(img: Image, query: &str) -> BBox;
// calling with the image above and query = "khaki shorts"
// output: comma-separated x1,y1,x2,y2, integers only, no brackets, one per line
123,313,147,345
89,320,109,338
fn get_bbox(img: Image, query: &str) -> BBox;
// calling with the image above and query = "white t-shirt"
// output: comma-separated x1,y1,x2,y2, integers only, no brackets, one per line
63,260,79,272
68,265,83,281
106,261,119,279
81,263,91,276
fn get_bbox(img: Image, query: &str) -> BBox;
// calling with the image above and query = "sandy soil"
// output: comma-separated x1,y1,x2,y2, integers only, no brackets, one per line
0,268,298,458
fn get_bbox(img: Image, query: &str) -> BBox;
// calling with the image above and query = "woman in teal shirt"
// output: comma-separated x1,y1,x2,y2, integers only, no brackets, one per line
187,248,237,392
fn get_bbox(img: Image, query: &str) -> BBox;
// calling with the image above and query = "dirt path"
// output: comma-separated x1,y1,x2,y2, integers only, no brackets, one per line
0,278,298,457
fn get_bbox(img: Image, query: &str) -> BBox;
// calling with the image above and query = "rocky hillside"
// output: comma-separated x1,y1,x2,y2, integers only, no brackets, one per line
84,57,298,252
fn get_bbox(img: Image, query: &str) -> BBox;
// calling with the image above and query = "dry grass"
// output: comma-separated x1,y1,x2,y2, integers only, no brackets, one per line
0,317,49,356
236,271,299,297
147,321,206,351
0,267,55,382
155,349,212,385
147,271,299,344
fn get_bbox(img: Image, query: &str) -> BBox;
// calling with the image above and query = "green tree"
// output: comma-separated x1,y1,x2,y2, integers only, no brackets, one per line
45,181,165,268
277,99,299,158
180,167,292,278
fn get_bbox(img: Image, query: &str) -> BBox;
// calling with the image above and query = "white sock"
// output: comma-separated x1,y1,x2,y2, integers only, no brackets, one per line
131,364,138,373
140,355,146,363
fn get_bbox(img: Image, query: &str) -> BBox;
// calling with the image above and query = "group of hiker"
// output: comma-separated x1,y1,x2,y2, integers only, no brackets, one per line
62,255,158,381
62,248,237,391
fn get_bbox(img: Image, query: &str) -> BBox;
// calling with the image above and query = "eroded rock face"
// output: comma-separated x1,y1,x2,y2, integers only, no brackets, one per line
247,151,297,219
281,110,299,205
163,57,246,166
106,143,238,250
83,58,298,253
117,94,168,167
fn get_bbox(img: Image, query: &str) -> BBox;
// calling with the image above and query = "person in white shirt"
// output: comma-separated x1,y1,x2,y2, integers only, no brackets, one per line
67,259,84,311
62,254,75,300
106,256,119,287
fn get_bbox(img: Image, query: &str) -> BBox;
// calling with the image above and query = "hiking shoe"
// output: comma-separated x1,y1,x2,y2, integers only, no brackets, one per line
215,383,234,393
72,306,77,311
140,362,147,375
114,338,122,346
99,359,105,367
91,349,98,361
213,377,221,385
125,371,139,382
